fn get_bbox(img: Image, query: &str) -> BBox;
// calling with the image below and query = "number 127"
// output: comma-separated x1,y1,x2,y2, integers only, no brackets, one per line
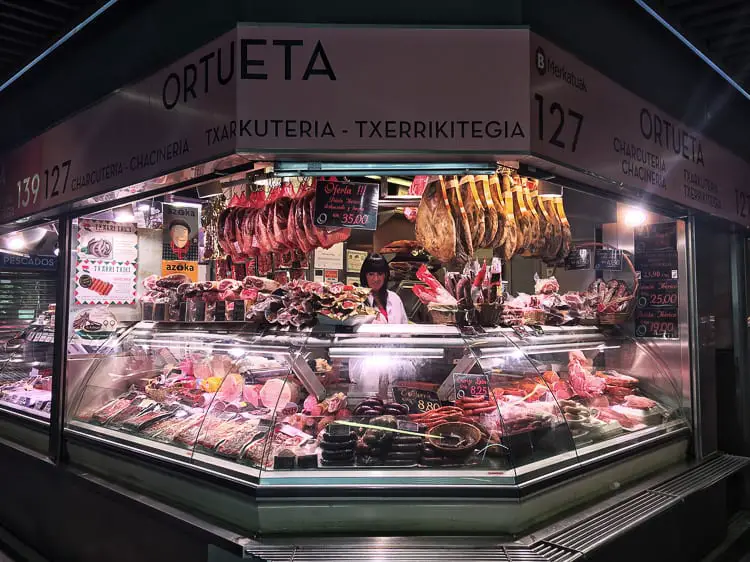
534,93,584,152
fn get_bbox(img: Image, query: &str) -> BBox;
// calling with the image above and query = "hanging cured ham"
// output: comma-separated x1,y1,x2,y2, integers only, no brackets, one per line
415,178,457,262
459,175,486,251
216,186,351,260
447,175,474,262
475,175,499,248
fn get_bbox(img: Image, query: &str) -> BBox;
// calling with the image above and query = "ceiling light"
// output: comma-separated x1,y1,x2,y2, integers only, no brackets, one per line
53,247,60,256
623,207,647,227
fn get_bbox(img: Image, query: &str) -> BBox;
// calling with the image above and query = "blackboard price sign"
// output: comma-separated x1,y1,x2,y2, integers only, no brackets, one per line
634,223,677,253
314,180,379,231
454,373,489,400
637,279,678,309
633,251,678,271
634,308,678,338
564,248,592,270
594,249,623,271
392,387,441,414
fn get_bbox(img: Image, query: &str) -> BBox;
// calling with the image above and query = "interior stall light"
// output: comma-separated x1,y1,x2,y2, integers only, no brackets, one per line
623,207,647,227
114,207,135,223
53,244,59,256
274,162,498,177
364,175,414,188
137,203,152,212
7,236,25,251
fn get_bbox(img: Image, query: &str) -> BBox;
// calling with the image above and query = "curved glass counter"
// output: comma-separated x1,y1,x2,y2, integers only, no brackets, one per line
65,321,690,489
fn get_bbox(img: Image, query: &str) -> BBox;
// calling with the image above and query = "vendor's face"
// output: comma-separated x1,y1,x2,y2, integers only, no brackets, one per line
366,271,386,292
171,225,190,248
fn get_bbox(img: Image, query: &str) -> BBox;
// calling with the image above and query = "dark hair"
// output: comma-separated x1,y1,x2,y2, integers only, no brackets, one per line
360,252,390,309
168,219,192,234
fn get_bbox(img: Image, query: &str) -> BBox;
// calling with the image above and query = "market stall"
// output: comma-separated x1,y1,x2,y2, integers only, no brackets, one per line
0,23,746,548
59,167,691,533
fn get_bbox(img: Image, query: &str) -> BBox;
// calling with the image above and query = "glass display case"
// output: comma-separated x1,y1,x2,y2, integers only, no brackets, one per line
66,321,690,489
0,307,55,420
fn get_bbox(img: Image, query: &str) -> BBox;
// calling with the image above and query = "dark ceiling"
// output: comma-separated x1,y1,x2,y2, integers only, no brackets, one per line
1,1,750,98
645,0,750,89
0,0,109,84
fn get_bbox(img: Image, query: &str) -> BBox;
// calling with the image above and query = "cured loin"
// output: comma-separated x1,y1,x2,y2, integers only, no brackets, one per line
415,179,457,262
475,175,499,248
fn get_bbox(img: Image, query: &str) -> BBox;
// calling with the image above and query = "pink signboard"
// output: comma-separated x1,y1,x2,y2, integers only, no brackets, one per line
0,30,238,224
1,26,750,229
529,33,750,228
232,26,531,153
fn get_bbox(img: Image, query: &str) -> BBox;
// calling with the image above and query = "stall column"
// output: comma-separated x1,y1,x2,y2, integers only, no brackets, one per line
50,214,72,464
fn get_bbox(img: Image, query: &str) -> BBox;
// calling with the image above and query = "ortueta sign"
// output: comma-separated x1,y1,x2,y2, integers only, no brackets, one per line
0,26,749,228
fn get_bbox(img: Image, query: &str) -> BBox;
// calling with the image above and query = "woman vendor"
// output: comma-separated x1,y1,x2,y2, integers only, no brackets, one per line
359,253,408,324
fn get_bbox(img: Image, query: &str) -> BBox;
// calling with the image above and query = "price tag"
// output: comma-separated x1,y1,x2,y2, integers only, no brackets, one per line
634,221,679,340
634,308,678,338
637,279,678,309
392,387,441,414
564,248,592,270
454,373,489,401
314,180,379,231
594,249,623,271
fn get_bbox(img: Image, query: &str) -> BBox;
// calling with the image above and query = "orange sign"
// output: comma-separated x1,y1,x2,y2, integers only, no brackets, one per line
161,260,198,282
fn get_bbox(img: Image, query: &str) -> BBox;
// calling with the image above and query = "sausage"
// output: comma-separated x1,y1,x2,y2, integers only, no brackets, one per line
457,396,489,404
461,405,497,415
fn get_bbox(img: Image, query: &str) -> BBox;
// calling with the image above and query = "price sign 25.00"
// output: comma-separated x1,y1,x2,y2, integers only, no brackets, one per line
534,94,584,152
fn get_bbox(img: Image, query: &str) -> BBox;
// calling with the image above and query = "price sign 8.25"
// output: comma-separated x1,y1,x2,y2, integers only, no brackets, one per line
16,160,71,209
534,94,584,152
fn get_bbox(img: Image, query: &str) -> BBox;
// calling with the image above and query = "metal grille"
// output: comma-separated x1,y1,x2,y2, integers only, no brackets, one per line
652,454,750,497
542,491,679,553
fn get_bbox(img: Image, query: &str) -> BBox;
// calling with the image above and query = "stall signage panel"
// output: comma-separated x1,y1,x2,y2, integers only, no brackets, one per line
162,204,200,282
0,254,57,271
77,219,138,262
314,180,379,230
235,26,530,153
530,33,750,228
633,222,679,339
0,30,238,224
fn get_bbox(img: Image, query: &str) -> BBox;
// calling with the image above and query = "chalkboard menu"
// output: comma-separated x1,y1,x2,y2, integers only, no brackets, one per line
594,249,623,271
634,223,679,339
314,179,379,231
392,387,441,414
564,247,592,270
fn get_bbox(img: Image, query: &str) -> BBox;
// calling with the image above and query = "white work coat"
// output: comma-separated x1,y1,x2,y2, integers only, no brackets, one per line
349,291,414,393
368,290,409,325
